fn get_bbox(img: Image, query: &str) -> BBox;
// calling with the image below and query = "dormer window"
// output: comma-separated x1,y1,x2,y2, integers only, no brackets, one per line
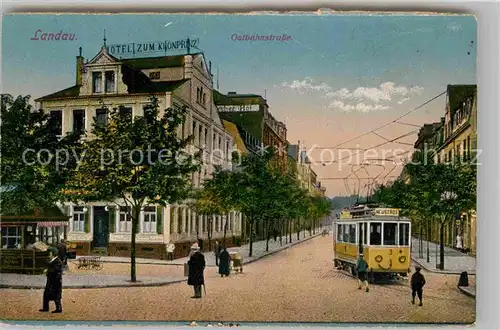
92,72,102,93
105,71,115,93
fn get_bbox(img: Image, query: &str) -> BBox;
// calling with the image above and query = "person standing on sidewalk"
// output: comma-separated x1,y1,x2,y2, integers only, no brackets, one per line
411,266,426,306
214,241,221,266
187,245,206,298
218,247,231,277
39,247,63,313
356,253,369,292
166,241,175,261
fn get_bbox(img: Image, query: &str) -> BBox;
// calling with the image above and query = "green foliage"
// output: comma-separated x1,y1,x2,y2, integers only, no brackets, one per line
0,94,82,215
71,96,200,281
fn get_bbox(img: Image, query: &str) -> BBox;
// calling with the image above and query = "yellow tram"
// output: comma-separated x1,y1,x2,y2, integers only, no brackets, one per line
333,205,412,281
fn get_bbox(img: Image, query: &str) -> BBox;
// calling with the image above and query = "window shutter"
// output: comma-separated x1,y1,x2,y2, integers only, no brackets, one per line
109,206,116,233
156,206,163,234
84,207,90,233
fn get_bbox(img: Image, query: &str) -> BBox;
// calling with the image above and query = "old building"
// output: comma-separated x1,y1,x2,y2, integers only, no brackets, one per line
213,91,288,173
288,142,325,197
35,43,242,259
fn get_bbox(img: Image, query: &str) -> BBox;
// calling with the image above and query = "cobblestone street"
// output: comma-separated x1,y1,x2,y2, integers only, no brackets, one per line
0,236,475,324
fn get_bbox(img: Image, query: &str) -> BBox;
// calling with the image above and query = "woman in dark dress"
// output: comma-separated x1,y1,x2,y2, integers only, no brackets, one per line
218,247,231,277
187,246,206,298
39,247,63,313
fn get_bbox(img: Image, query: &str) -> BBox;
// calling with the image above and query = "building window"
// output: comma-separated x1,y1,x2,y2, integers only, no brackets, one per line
202,93,206,106
467,136,471,158
119,206,132,232
196,88,201,103
72,110,85,135
72,206,85,232
448,150,452,163
50,110,62,136
170,208,175,234
119,107,133,120
204,128,208,147
198,125,203,146
1,227,21,249
437,154,441,164
105,71,115,93
462,139,467,160
218,135,222,150
92,72,102,93
95,108,108,126
142,206,157,233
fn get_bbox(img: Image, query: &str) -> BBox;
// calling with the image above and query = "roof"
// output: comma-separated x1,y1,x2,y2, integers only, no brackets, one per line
213,90,266,106
36,85,81,101
121,53,191,70
222,120,248,155
447,85,477,116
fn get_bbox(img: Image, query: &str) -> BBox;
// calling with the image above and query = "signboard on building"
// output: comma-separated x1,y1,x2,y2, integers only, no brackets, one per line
217,104,260,112
106,38,200,56
373,208,400,216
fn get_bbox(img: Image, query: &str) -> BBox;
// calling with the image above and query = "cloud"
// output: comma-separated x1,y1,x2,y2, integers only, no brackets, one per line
328,100,390,113
280,77,332,93
280,78,424,113
447,22,462,32
326,82,424,103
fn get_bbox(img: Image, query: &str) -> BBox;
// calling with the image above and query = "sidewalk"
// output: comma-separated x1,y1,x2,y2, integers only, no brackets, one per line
410,237,476,275
77,229,321,267
0,230,321,289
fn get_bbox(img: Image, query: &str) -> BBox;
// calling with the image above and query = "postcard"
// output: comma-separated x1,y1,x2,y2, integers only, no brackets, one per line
0,12,476,326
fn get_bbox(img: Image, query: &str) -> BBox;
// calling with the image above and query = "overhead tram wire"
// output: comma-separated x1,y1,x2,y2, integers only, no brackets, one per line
312,91,446,150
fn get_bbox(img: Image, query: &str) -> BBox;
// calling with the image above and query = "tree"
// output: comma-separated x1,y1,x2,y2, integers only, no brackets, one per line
68,96,200,282
0,94,81,214
231,148,275,257
189,187,220,251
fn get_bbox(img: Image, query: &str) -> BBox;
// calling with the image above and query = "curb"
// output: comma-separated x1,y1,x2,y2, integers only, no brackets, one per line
458,286,476,298
410,258,476,276
0,278,187,290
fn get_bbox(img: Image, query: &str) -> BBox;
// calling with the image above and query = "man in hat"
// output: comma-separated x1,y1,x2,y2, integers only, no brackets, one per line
187,244,206,298
411,266,426,306
39,247,63,313
356,253,369,292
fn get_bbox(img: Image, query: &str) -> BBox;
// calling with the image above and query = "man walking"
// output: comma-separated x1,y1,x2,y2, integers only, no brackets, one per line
411,266,426,306
188,245,206,298
39,247,63,313
356,253,369,292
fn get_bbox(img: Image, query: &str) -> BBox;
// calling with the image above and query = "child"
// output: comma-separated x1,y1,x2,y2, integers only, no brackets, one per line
356,253,369,292
411,266,426,306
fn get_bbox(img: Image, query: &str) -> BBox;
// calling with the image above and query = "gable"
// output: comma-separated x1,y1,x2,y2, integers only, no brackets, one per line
194,54,211,79
87,48,120,65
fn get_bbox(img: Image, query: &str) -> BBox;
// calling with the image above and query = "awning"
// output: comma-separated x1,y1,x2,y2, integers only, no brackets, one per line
37,221,68,228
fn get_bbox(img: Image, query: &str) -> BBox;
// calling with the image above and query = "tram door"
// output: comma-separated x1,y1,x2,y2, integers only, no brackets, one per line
358,222,365,255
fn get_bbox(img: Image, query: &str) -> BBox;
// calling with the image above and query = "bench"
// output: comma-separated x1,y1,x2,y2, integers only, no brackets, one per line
76,256,103,270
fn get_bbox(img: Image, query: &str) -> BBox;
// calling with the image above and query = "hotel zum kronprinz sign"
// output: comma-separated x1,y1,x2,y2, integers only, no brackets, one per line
106,38,200,56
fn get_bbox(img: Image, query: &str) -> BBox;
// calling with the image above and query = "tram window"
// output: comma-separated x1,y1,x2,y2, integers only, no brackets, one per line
383,223,397,246
399,223,410,246
349,224,356,243
337,224,342,242
343,225,349,242
370,222,382,245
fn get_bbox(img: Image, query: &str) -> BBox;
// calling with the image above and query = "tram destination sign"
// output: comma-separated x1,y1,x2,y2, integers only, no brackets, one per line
373,208,400,216
106,38,200,56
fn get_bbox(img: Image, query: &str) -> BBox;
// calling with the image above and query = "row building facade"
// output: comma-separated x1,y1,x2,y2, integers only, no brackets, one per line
35,43,243,259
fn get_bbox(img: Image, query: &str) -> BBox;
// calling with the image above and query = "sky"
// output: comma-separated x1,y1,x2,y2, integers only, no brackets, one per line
2,13,477,197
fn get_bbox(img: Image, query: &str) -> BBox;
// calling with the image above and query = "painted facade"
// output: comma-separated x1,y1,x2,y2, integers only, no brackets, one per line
35,45,243,259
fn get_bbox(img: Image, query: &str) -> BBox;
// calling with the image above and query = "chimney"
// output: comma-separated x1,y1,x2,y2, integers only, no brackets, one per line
76,47,84,86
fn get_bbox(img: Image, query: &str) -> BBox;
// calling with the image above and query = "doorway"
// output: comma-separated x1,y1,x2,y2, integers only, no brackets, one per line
93,206,109,248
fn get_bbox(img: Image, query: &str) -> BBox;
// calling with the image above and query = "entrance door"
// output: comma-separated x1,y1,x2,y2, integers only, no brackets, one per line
93,206,109,248
358,223,364,255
